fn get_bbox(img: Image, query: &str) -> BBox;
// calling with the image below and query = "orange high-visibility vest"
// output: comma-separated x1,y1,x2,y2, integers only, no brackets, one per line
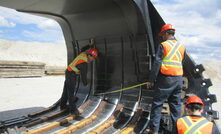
67,52,88,73
160,40,185,76
177,116,213,134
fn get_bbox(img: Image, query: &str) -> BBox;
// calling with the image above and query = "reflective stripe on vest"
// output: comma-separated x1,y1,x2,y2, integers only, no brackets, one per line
179,116,212,134
160,40,185,76
68,52,88,73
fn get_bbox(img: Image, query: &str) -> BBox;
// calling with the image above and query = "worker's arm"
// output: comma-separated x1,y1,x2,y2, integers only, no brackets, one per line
212,123,221,134
80,39,95,52
147,44,164,83
182,46,187,64
77,63,88,86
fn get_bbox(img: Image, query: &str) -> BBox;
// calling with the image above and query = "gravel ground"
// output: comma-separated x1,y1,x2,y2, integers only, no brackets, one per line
0,76,64,120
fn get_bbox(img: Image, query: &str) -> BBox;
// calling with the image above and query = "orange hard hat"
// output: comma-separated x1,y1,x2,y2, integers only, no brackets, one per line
186,96,204,106
88,48,98,58
159,24,176,36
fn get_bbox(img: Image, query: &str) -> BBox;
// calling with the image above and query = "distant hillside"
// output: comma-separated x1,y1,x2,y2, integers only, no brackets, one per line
1,39,221,82
202,61,221,83
0,39,67,66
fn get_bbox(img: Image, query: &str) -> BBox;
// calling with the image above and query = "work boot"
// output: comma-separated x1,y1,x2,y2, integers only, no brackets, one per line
148,130,158,134
71,109,81,117
146,128,158,134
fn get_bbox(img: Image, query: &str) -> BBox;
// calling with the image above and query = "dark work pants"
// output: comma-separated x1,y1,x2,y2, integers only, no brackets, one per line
60,69,77,113
149,74,183,133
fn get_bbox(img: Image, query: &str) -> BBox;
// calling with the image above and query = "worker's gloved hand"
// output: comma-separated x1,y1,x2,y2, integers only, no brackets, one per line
75,71,80,75
146,82,154,89
89,38,95,46
85,84,90,88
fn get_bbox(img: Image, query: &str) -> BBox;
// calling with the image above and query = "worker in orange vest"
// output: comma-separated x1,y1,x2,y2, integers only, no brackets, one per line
147,24,186,134
60,40,98,116
176,95,220,134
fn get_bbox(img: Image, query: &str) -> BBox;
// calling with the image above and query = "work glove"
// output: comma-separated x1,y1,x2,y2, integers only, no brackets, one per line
146,82,154,89
85,84,90,88
89,38,95,46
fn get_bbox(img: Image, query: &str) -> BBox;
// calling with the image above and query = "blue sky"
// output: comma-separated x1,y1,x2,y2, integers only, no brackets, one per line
0,7,64,44
152,0,221,62
0,0,221,62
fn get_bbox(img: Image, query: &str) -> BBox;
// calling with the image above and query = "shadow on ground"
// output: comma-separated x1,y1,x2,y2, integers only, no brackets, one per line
0,107,45,121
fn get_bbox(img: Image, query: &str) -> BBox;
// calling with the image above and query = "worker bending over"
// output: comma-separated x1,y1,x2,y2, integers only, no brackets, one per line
176,95,220,134
147,24,186,134
60,39,98,116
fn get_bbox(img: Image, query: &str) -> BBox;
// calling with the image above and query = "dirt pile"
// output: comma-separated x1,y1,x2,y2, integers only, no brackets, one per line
0,39,67,66
202,61,221,83
1,39,221,82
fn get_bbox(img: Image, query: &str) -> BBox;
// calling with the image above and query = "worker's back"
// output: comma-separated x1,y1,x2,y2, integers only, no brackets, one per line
176,115,218,134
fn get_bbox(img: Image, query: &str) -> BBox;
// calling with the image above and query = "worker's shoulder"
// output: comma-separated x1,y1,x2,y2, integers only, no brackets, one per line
77,52,87,57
